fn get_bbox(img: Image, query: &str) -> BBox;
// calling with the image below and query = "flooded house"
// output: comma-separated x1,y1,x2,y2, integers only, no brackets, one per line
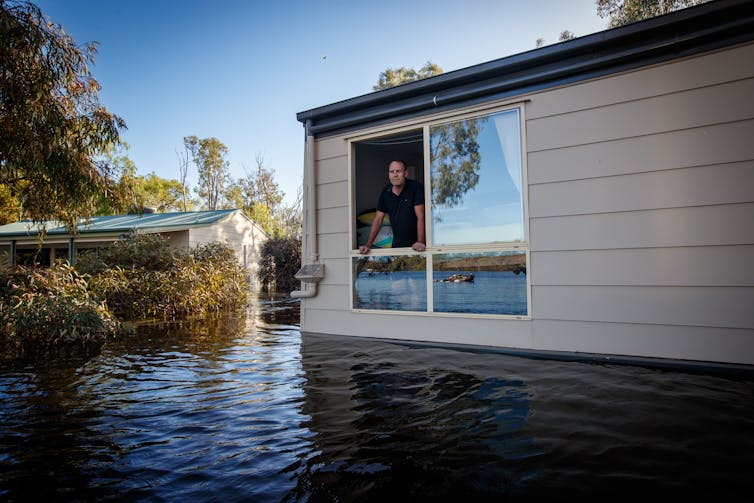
292,0,754,370
0,209,268,286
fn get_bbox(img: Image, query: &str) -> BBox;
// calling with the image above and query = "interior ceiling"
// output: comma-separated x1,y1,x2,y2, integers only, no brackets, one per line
357,130,423,166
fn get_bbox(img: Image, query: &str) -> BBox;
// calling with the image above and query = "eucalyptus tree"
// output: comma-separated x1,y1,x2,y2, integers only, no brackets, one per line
372,61,483,214
0,0,125,230
184,135,230,211
597,0,710,27
239,154,285,236
373,61,443,91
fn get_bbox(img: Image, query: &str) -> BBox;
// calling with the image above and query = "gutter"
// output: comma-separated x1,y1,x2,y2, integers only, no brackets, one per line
291,120,324,298
296,0,754,138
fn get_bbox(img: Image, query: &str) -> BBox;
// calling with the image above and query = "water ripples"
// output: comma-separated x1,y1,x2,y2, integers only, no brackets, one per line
2,296,754,501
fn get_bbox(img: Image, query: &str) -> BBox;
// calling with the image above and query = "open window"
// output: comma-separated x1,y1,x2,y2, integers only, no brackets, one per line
352,129,424,249
350,105,529,318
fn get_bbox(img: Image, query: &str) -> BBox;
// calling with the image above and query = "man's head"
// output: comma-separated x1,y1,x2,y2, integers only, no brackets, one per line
388,160,408,188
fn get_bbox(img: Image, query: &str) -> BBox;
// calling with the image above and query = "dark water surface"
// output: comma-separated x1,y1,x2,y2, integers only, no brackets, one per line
1,296,753,501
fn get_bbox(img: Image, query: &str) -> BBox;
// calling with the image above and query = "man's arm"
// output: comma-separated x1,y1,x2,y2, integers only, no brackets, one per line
358,210,385,254
412,204,426,251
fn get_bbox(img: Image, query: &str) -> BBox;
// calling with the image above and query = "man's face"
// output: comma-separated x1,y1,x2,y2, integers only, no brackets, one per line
388,161,407,187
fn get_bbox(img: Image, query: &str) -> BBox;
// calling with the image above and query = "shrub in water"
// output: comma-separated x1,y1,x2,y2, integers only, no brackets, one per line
80,234,249,320
259,237,301,294
0,263,125,358
76,233,179,273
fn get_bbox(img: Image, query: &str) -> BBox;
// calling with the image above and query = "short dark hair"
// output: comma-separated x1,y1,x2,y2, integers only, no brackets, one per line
388,159,407,170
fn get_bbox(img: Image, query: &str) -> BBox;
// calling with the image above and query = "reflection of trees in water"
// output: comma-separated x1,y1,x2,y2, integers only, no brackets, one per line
0,297,302,501
129,309,250,349
430,116,485,219
257,294,301,326
0,357,141,501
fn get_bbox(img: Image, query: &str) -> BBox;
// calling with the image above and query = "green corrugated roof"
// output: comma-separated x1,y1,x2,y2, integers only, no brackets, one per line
0,209,238,238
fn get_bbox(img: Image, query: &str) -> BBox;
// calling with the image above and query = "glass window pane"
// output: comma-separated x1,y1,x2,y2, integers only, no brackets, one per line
432,251,527,315
353,255,427,311
430,109,524,246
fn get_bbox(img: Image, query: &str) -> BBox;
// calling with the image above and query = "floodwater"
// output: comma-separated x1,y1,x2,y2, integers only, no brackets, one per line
1,296,753,501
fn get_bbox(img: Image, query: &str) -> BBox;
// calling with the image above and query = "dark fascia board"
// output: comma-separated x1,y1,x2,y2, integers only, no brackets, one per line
297,0,754,138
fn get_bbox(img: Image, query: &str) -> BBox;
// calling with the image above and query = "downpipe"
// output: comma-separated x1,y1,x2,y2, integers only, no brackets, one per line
291,120,323,298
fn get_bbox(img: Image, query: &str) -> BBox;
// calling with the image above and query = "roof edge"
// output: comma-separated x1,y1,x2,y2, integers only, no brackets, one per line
296,0,754,137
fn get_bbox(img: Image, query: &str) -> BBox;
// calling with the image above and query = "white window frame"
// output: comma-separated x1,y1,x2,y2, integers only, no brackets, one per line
348,102,531,320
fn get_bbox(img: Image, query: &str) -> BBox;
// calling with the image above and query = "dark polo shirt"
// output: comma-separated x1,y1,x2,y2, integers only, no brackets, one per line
377,179,425,248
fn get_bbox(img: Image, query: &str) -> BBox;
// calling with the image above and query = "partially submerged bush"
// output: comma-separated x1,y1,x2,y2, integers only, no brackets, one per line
82,234,249,320
259,237,301,294
0,263,126,358
77,233,180,274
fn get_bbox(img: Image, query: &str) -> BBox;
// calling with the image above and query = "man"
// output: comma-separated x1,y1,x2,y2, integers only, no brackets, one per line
359,160,426,253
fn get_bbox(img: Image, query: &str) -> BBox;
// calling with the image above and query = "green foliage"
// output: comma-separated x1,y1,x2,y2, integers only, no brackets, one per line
94,143,197,215
139,172,194,212
239,155,285,236
430,117,483,208
79,233,249,319
0,183,21,225
0,0,126,231
77,232,179,273
276,187,303,240
184,136,230,211
0,262,125,357
596,0,709,28
373,61,443,91
355,254,425,275
259,237,301,294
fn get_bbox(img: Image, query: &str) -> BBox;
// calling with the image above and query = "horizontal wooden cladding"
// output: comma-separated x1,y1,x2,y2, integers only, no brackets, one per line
526,78,754,152
305,284,351,311
533,285,754,330
317,258,349,286
530,319,754,365
530,202,754,250
301,307,534,349
316,206,348,235
316,156,347,185
526,43,754,121
527,120,754,184
300,311,754,365
531,246,754,287
314,136,347,162
316,180,348,210
318,232,349,260
529,161,754,218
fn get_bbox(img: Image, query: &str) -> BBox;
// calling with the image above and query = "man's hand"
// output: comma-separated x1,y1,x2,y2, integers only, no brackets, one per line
411,242,425,252
358,245,371,254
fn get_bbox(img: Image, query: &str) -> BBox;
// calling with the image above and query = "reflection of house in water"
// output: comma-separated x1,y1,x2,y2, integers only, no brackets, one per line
291,334,535,500
292,1,754,371
293,333,754,500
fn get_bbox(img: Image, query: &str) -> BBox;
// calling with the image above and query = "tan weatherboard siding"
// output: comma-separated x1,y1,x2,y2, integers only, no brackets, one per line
301,42,754,365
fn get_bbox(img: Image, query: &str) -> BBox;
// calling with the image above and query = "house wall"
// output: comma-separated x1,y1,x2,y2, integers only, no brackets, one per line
300,41,754,366
187,211,268,287
164,230,190,250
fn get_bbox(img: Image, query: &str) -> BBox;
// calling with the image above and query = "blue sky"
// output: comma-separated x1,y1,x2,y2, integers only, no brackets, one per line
34,0,608,205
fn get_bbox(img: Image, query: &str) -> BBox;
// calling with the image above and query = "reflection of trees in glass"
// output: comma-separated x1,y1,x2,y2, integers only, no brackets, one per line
354,255,426,276
436,252,527,275
430,117,485,210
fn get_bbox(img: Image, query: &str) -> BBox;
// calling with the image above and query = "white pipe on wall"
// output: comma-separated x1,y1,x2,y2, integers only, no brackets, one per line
291,123,320,298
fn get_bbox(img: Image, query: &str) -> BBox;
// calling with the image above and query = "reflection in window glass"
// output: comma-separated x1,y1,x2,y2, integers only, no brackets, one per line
433,251,527,315
430,109,523,246
353,255,427,311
